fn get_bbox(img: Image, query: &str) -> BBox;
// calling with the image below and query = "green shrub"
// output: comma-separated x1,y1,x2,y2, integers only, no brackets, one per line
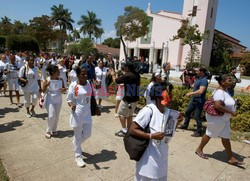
0,36,6,48
6,35,39,52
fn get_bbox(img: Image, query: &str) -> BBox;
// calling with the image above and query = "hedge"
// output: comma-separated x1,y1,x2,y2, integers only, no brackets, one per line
137,77,250,132
6,35,39,52
0,36,6,47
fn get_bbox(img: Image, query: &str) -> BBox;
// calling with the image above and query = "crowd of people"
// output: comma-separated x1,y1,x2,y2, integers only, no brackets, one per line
0,49,244,180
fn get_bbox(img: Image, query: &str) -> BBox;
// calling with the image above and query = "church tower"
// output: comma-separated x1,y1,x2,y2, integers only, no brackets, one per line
182,0,219,66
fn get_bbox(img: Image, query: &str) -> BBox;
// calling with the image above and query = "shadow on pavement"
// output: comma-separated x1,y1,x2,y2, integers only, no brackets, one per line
0,120,24,133
0,107,19,117
101,105,115,114
82,149,117,170
56,130,74,138
206,150,246,169
35,113,48,120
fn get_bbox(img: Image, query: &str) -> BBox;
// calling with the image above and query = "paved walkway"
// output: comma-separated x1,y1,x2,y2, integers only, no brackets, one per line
0,95,249,181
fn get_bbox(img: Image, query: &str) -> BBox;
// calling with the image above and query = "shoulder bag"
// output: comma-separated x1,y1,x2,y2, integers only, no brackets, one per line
203,89,225,116
123,106,153,161
18,66,27,87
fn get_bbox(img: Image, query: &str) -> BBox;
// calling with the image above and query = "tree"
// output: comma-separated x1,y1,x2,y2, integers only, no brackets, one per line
51,4,74,52
240,53,250,76
0,16,12,35
29,15,58,51
102,37,120,48
78,11,102,39
78,38,97,57
210,34,233,74
94,27,104,44
71,29,80,42
12,20,28,35
6,35,39,52
172,19,208,65
114,6,150,61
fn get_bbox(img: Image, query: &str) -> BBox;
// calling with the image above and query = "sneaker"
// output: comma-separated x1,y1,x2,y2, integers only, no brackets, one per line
179,124,188,130
75,156,85,167
30,110,36,116
17,103,22,108
98,105,103,109
45,132,52,139
115,114,119,118
26,113,32,118
115,130,126,137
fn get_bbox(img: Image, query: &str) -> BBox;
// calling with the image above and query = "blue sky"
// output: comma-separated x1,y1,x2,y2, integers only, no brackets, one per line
0,0,249,49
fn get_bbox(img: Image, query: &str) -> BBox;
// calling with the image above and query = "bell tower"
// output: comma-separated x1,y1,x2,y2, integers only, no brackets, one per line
182,0,219,66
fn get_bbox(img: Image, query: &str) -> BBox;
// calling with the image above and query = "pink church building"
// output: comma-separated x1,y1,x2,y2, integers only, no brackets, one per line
119,0,246,71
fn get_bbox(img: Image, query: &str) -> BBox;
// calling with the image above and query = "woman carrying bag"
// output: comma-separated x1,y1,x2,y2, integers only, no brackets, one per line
196,74,243,165
19,56,41,117
67,66,100,167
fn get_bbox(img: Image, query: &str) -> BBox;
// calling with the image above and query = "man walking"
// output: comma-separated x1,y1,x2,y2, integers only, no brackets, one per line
180,67,208,136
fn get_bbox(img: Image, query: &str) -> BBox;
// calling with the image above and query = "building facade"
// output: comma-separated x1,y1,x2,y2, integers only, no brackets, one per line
119,0,219,71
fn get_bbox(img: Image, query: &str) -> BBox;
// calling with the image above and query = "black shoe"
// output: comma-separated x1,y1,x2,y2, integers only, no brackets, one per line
179,125,188,130
115,130,126,137
191,131,202,137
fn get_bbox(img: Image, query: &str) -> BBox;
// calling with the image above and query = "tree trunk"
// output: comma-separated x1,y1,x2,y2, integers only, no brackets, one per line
190,44,194,65
120,36,128,61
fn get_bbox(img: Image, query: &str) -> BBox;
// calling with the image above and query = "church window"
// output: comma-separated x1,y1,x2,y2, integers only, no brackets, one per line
192,6,198,16
210,7,214,18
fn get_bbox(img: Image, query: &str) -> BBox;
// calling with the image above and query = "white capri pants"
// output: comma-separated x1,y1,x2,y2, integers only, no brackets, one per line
24,92,39,107
73,122,92,158
7,78,19,91
46,95,62,133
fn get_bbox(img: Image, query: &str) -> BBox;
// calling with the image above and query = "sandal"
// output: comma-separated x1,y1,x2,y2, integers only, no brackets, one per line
195,150,208,159
115,130,126,137
45,133,52,139
52,131,58,136
228,159,244,166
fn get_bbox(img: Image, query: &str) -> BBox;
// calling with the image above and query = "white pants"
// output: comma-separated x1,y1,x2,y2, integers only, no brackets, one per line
8,78,19,91
46,96,62,133
24,92,38,107
73,122,92,157
135,172,167,181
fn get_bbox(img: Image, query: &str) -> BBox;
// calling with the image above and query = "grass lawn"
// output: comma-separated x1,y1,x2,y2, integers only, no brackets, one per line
0,159,9,181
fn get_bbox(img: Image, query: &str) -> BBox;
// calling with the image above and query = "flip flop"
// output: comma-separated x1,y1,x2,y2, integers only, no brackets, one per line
228,160,244,166
195,151,208,159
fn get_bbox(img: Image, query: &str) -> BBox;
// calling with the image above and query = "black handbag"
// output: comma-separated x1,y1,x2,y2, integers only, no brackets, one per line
123,106,153,161
90,83,101,116
18,66,27,87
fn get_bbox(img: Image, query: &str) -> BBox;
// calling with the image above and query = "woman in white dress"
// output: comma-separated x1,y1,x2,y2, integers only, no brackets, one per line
5,54,21,106
68,64,78,84
19,56,42,117
0,54,8,96
130,84,182,181
67,66,99,167
95,59,108,109
58,58,68,88
43,65,66,138
144,70,162,105
196,74,243,165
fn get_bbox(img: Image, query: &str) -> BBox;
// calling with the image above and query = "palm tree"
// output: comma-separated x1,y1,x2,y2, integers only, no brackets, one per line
1,16,11,24
0,16,12,35
71,29,80,42
78,11,102,39
51,4,74,51
94,28,104,44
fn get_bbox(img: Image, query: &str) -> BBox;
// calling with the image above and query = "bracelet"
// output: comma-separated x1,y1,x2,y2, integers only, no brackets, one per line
149,133,152,139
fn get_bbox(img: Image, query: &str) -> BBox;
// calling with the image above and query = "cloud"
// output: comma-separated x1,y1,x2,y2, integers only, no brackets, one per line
102,30,117,41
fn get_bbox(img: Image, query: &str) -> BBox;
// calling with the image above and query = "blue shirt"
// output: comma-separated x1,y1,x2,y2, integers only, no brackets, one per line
192,76,208,103
81,62,96,81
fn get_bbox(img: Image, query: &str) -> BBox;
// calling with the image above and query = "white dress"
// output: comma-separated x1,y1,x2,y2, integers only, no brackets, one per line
205,89,236,139
58,65,67,88
134,104,170,179
67,81,93,127
95,67,108,100
144,82,155,105
69,70,78,83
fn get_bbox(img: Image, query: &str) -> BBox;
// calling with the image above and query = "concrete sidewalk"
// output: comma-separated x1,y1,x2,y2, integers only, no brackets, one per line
0,95,249,181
